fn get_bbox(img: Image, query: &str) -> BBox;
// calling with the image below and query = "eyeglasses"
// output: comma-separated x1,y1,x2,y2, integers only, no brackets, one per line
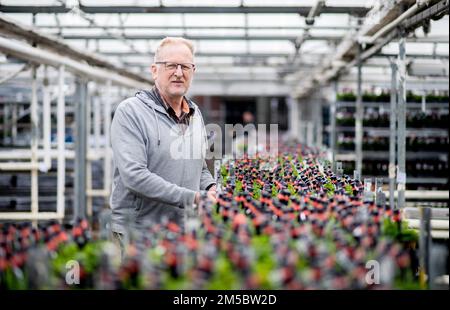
155,61,196,72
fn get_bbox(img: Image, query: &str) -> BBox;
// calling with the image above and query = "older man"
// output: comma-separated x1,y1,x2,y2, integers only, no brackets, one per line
110,37,216,248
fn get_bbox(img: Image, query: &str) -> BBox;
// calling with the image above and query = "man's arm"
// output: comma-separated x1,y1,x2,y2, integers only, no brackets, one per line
111,103,196,207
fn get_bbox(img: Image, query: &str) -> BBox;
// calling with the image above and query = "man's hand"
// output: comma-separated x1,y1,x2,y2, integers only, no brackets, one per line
194,185,217,205
207,185,217,195
207,185,217,204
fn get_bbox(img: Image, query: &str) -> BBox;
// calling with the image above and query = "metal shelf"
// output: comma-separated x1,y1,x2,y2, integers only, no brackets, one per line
384,190,449,200
403,207,449,220
368,176,448,184
335,101,449,109
328,126,448,136
335,151,448,160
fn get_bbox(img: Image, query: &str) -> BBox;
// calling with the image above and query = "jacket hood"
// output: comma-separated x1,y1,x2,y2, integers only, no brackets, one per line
135,89,168,115
135,88,198,113
135,89,165,146
134,88,201,147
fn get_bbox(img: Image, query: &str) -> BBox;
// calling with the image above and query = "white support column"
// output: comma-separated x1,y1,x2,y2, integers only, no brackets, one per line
74,78,88,220
86,85,91,142
355,45,363,178
103,80,113,202
86,84,93,218
56,65,66,219
389,61,397,209
94,91,101,153
86,159,93,218
42,66,52,171
397,37,407,209
30,65,39,222
330,80,338,168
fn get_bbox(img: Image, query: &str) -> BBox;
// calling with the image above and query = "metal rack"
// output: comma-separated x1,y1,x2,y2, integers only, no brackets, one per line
0,15,152,222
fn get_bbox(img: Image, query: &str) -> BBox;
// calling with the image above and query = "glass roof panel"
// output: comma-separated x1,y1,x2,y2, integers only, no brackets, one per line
184,14,245,26
248,41,295,54
195,40,247,53
1,0,447,95
247,14,303,27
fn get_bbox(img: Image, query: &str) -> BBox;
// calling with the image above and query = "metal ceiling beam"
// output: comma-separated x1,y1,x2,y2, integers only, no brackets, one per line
123,62,265,67
123,61,447,73
0,36,152,89
122,61,315,69
37,25,357,31
332,72,450,82
60,34,342,41
102,52,293,58
54,33,448,43
376,53,449,59
0,5,370,16
0,5,70,13
292,0,449,99
81,5,369,15
0,14,152,85
193,77,288,82
350,2,450,66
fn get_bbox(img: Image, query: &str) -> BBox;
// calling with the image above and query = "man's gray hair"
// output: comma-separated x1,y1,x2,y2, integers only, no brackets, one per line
153,37,195,63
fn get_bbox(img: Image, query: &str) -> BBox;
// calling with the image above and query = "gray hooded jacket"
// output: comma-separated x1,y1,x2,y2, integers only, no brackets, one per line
110,90,215,234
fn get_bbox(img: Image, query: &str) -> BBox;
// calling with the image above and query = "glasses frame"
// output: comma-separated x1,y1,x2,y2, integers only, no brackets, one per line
155,61,196,72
